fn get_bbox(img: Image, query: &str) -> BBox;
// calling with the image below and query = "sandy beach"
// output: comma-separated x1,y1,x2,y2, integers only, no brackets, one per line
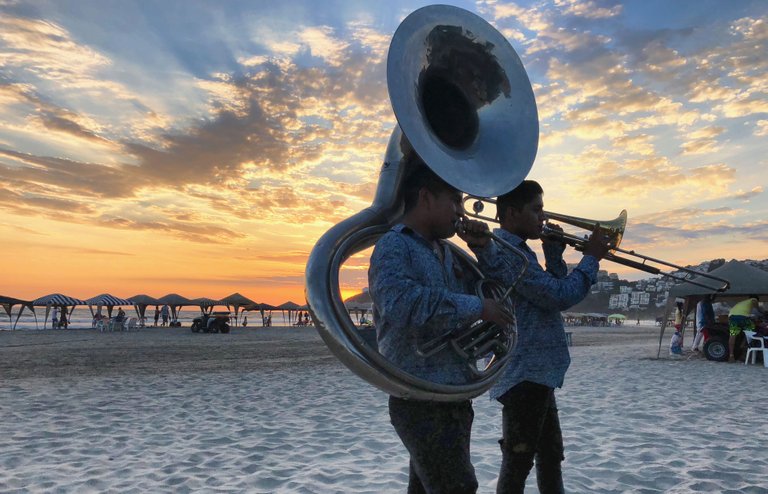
1,325,766,493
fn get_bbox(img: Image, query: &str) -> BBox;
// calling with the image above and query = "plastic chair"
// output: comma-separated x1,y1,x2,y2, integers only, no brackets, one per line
743,331,768,368
125,317,138,331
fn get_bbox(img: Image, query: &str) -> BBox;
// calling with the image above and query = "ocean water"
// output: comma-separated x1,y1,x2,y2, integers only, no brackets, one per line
0,307,301,331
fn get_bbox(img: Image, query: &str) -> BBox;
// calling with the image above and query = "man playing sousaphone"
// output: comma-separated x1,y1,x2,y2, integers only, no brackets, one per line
368,154,513,494
466,180,610,493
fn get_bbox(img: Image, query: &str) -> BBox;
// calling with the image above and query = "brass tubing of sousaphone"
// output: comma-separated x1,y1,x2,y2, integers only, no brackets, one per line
305,5,540,401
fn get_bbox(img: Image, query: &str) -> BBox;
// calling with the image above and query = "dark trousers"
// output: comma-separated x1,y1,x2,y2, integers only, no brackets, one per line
496,381,565,494
389,396,478,494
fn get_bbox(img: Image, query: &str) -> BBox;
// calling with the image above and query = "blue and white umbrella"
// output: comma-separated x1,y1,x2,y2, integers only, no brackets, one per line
86,293,134,320
32,293,87,329
33,293,87,307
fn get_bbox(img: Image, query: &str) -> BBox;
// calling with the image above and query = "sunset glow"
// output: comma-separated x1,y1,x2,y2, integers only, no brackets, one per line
1,0,766,305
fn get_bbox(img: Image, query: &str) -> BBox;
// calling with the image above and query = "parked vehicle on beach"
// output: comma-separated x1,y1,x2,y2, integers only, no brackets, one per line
191,311,231,333
702,322,746,362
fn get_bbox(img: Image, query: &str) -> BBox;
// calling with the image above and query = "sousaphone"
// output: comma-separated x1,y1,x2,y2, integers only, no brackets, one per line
305,5,538,401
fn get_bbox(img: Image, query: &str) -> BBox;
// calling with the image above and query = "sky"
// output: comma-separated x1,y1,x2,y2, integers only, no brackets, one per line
1,0,766,305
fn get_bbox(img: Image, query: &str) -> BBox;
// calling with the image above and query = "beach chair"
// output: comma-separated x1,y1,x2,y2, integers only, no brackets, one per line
125,317,138,331
97,320,107,332
109,319,126,331
743,331,768,368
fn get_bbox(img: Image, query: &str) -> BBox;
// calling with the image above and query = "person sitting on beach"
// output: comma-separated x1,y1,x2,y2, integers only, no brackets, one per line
728,296,763,361
469,180,610,493
670,325,684,356
92,312,106,328
115,307,126,323
368,159,512,493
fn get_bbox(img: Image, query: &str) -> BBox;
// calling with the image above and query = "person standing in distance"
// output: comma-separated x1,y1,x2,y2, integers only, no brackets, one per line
467,180,610,493
369,156,513,494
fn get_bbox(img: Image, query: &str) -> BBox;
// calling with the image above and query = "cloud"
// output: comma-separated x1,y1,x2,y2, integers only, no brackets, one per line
679,126,726,155
756,120,768,136
0,16,110,80
631,218,768,245
626,206,768,247
554,0,623,20
733,186,763,201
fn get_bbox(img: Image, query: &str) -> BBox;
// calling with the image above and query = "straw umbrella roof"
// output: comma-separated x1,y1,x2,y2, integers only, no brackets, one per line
190,297,226,307
128,294,160,305
156,293,193,305
0,295,33,306
344,290,372,304
1,295,37,329
222,292,257,306
243,302,278,311
344,290,372,311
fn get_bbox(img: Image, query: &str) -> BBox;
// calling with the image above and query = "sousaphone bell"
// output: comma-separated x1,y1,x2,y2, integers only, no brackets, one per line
304,5,539,401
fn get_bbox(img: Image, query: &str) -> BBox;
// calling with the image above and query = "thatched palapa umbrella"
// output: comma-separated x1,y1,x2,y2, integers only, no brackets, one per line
277,301,302,325
0,295,37,330
156,293,193,325
222,292,257,325
128,294,160,325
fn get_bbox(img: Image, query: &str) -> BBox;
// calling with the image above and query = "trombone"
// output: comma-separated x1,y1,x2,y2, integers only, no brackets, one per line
464,195,731,292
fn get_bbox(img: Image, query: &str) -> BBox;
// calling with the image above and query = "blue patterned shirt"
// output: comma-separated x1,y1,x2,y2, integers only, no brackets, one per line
473,228,599,399
369,224,484,385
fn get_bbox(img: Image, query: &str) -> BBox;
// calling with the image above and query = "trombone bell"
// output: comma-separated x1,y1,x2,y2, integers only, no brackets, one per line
464,195,729,291
544,210,627,249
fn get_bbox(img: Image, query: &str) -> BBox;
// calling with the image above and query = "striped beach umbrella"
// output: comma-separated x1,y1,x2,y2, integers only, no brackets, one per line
86,293,132,307
33,293,87,329
85,293,133,322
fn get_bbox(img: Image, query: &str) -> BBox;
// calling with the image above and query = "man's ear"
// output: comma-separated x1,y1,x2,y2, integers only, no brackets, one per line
418,187,434,208
501,205,516,223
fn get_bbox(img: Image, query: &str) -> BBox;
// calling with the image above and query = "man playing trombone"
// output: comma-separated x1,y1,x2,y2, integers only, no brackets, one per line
466,180,610,493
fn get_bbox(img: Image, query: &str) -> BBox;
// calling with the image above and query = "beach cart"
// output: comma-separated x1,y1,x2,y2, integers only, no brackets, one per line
191,311,231,333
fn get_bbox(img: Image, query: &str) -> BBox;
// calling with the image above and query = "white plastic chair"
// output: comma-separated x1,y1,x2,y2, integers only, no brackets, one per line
125,317,138,331
743,331,768,368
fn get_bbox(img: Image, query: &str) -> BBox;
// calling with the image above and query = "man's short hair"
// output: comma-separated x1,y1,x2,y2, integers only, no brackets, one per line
401,152,455,213
496,180,544,221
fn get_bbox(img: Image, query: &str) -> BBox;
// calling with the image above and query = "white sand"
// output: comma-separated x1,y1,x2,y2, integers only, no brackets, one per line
1,326,766,493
